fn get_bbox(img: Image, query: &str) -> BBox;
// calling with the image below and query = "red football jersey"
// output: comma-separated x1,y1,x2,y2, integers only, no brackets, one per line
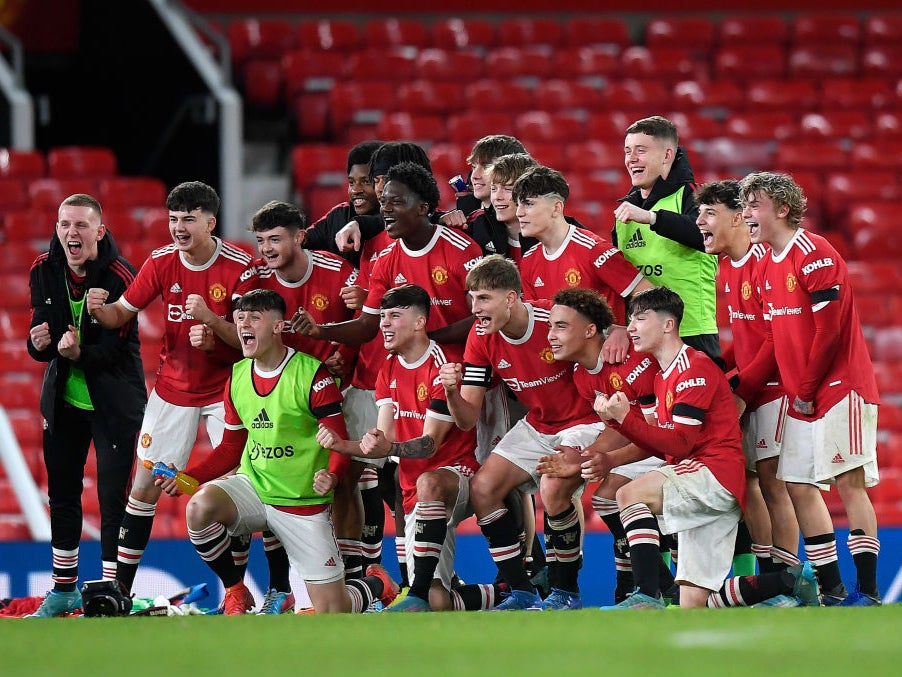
718,244,784,410
121,238,251,406
519,226,643,324
350,231,392,390
573,349,659,418
237,250,358,363
461,299,597,435
757,229,879,418
363,225,482,331
375,341,478,513
654,345,746,507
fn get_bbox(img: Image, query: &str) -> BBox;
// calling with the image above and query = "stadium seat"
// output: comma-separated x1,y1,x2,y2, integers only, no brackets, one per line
0,307,31,343
873,360,902,394
745,79,818,110
533,79,602,111
28,178,99,210
0,272,31,309
552,46,620,80
873,326,902,361
671,79,743,110
874,112,902,138
0,516,30,541
140,207,171,238
664,111,723,141
416,48,484,82
861,45,902,78
427,143,468,183
346,47,418,83
864,14,902,43
484,46,554,79
565,141,623,172
714,45,786,79
514,111,586,145
852,224,902,261
327,82,392,135
585,110,634,143
0,372,41,409
718,15,789,44
0,339,44,375
0,239,40,275
820,78,895,110
282,50,345,99
376,113,447,144
725,112,798,140
788,44,859,78
562,17,632,49
291,144,349,190
303,186,348,223
363,18,428,48
397,81,464,116
227,18,295,66
645,17,716,49
0,478,19,514
4,207,60,241
431,18,495,50
525,143,566,172
101,207,144,243
446,111,514,145
0,178,28,213
823,171,899,224
297,19,361,52
497,17,562,47
0,149,45,179
791,14,861,45
598,79,672,111
464,79,533,112
697,138,774,173
47,147,116,180
798,112,871,140
239,59,283,108
98,177,167,209
620,46,708,82
290,91,332,141
850,139,902,170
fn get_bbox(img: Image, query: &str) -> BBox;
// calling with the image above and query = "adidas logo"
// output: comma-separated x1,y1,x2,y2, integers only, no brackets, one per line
497,358,512,369
389,379,397,388
170,283,182,293
45,298,52,305
485,241,496,253
251,408,274,429
756,438,767,449
533,277,545,288
625,230,646,249
831,453,844,464
394,273,408,284
324,557,337,567
724,283,731,293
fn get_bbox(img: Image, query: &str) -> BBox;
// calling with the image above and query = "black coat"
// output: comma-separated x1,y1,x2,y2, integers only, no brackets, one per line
28,229,147,438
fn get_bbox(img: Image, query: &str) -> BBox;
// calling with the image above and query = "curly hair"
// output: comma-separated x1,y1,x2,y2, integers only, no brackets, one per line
552,288,614,334
739,172,807,227
384,161,441,213
694,180,742,211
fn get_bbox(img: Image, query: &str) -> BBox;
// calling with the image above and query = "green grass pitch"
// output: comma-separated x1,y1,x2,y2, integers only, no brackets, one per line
2,606,899,676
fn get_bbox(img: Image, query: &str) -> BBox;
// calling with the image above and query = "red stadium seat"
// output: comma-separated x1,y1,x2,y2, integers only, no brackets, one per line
566,140,624,172
718,15,789,44
0,149,45,179
598,79,672,111
823,171,899,224
562,17,631,49
671,79,743,110
788,44,859,78
820,78,895,110
0,178,28,212
850,140,902,170
484,46,554,79
291,144,349,191
0,339,45,375
327,82,392,135
745,79,818,110
851,224,902,261
101,207,144,243
714,45,786,79
290,91,331,141
645,17,716,49
724,112,798,141
664,111,723,141
697,138,774,173
798,112,871,140
533,79,602,112
620,46,708,82
98,177,167,209
514,111,586,144
431,18,495,50
861,45,902,78
446,111,515,145
526,143,566,172
463,79,533,113
847,260,902,295
282,50,345,99
28,178,99,210
363,18,428,48
397,81,464,116
497,17,562,47
872,327,902,361
296,19,361,52
791,14,861,45
864,15,902,43
427,143,468,186
0,516,30,541
47,147,116,180
227,19,295,66
239,59,283,108
303,186,348,223
0,307,32,342
0,372,41,409
346,47,418,83
585,110,636,144
376,113,447,144
874,112,902,139
0,273,32,309
416,48,484,82
552,46,620,79
3,207,58,241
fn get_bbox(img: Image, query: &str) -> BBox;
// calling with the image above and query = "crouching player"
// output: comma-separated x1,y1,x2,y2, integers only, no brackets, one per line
317,285,499,611
158,289,397,614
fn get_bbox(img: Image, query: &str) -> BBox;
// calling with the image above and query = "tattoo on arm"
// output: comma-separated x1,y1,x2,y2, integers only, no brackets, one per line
389,435,436,459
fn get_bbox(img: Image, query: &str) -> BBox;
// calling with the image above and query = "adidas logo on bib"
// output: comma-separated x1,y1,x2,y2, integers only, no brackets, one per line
252,408,274,429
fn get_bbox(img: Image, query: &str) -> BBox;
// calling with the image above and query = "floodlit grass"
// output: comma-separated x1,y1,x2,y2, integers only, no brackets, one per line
2,606,899,676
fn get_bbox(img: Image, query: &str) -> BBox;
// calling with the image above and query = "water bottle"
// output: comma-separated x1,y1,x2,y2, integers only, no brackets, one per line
143,459,199,495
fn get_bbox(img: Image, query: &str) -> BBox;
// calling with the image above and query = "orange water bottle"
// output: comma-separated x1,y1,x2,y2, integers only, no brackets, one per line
143,459,200,495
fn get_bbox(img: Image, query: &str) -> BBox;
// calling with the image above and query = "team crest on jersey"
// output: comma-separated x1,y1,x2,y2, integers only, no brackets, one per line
431,265,449,285
609,372,624,391
785,273,797,293
665,390,674,410
140,433,152,449
564,268,582,287
416,382,429,402
741,280,752,300
539,346,555,364
311,293,329,311
209,282,227,303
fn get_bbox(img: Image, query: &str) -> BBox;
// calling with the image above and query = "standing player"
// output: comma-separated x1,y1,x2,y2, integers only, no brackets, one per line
159,289,397,614
738,172,881,605
86,181,252,598
593,287,746,608
318,285,498,611
25,194,146,617
695,179,800,574
439,255,602,610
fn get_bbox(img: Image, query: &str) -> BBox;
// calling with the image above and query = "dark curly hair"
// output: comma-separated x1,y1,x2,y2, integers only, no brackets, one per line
384,161,441,213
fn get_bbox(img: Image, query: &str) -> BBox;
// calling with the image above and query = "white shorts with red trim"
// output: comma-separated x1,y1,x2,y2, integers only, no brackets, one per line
742,395,788,469
137,389,225,467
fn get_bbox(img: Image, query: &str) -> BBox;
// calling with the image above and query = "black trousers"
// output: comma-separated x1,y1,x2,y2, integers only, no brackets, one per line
43,402,138,564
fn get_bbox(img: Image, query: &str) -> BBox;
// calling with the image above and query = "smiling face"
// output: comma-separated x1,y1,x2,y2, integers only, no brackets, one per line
742,190,787,247
56,204,105,274
379,304,424,355
169,207,215,253
491,179,517,224
548,304,596,363
235,306,283,359
255,226,302,271
624,132,672,197
468,286,517,334
515,194,560,240
380,180,426,240
470,162,491,203
348,163,378,216
626,307,668,355
697,202,743,256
